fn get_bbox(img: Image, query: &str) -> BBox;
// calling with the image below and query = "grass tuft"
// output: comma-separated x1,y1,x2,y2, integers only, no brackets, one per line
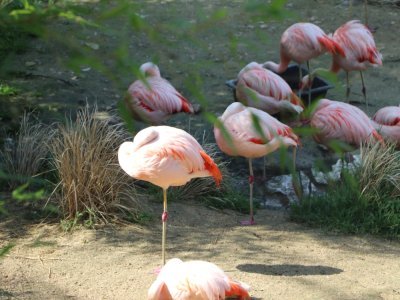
0,113,53,189
291,141,400,239
49,105,140,225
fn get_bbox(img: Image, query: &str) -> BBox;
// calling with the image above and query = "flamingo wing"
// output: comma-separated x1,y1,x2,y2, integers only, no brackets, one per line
128,77,193,114
333,20,382,71
311,100,380,146
373,106,400,126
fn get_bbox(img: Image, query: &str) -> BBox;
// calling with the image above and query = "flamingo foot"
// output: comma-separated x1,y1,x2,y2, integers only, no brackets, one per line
240,218,255,226
151,266,162,275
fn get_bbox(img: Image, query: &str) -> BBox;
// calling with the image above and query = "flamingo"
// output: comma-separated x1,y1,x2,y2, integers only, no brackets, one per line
263,22,345,105
214,102,300,225
118,126,222,265
330,20,382,107
148,258,251,300
372,105,400,147
125,62,195,125
235,62,304,115
309,98,383,151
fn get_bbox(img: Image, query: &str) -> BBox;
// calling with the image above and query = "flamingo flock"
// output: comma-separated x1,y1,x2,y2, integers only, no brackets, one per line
116,15,394,300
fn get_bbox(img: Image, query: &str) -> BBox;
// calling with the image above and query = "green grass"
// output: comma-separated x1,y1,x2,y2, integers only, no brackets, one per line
291,142,400,240
0,84,19,96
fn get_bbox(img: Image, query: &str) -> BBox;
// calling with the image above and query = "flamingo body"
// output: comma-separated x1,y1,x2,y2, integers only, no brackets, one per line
372,106,400,126
310,99,382,148
148,258,250,300
236,62,304,115
372,105,400,147
264,22,345,73
214,102,299,158
331,20,382,73
125,62,194,125
118,126,221,189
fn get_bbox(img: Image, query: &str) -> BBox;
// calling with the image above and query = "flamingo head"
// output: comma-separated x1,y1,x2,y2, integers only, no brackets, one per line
140,62,161,77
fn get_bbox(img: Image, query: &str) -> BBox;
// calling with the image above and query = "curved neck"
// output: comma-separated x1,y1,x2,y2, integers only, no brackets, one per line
263,60,288,74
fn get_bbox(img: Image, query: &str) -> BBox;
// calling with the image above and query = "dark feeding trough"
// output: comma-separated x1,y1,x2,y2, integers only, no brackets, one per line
226,64,334,105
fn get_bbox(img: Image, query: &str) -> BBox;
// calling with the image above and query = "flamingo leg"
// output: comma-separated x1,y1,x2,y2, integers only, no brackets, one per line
298,63,303,98
346,71,350,102
364,0,369,28
161,188,168,265
291,147,303,201
241,158,255,226
360,71,368,109
262,156,266,181
306,60,312,107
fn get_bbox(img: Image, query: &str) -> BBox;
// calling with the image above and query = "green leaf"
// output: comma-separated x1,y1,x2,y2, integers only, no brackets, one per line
11,182,45,202
0,243,15,258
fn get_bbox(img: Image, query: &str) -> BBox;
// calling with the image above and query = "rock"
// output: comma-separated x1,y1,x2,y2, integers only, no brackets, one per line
266,171,319,205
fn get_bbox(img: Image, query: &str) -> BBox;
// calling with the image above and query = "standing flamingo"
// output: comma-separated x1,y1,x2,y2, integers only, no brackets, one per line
118,126,222,265
125,62,195,125
148,258,251,300
263,22,345,105
214,102,300,225
330,20,382,107
235,62,304,115
372,105,400,147
309,99,383,150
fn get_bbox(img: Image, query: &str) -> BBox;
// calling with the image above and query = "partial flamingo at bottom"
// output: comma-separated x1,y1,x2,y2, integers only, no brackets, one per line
148,258,251,300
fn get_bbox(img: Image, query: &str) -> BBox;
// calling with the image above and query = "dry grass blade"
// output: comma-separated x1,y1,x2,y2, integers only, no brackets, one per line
0,113,53,188
49,105,139,224
359,140,400,200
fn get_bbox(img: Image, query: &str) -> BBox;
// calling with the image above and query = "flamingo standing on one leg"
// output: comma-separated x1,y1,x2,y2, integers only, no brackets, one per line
214,102,300,225
125,62,196,125
235,62,304,115
148,258,251,300
329,20,382,107
309,98,384,151
263,22,345,106
118,126,222,265
371,105,400,147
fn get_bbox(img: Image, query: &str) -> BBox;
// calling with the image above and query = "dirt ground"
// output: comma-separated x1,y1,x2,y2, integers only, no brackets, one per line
1,0,400,299
1,201,399,299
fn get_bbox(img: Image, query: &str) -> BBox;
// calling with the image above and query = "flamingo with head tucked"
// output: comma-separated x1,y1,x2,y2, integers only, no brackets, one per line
263,22,345,105
125,62,195,125
235,62,304,115
309,99,383,151
118,126,222,265
148,258,251,300
214,102,300,225
372,105,400,148
330,20,382,107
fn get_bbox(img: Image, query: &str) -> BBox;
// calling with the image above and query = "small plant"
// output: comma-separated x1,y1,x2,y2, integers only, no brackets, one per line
49,105,140,226
291,141,400,239
0,113,53,189
0,83,19,96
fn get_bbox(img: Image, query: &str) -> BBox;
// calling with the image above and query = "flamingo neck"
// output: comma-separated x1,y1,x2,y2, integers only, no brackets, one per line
330,61,341,73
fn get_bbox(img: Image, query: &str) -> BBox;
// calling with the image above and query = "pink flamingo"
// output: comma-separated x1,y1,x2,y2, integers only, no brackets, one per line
148,258,251,300
263,22,345,105
235,62,304,115
214,102,300,225
125,62,195,125
372,105,400,147
118,126,222,265
309,99,383,150
330,20,382,107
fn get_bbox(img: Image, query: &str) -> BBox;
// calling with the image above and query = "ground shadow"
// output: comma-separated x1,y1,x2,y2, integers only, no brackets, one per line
237,263,343,276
